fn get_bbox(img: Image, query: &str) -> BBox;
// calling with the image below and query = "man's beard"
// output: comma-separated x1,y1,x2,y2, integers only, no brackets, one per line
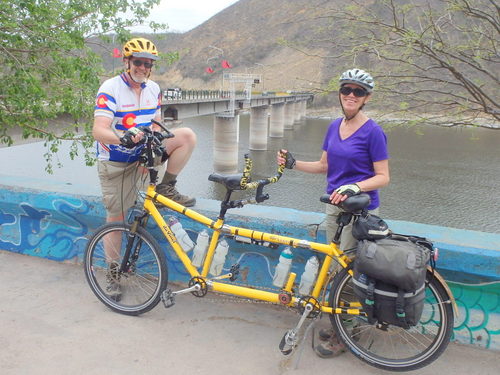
129,71,147,84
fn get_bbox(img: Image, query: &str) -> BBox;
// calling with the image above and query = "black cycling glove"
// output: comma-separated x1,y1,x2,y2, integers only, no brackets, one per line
119,127,141,148
284,151,296,169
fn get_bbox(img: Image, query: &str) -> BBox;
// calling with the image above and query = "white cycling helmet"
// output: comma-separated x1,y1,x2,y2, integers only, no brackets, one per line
339,68,374,93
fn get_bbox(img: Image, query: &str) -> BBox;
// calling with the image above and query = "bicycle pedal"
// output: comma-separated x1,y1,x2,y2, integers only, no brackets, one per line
229,263,240,281
161,288,175,308
279,330,297,356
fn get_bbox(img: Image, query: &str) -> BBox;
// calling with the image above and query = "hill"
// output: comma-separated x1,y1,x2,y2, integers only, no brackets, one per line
116,0,342,108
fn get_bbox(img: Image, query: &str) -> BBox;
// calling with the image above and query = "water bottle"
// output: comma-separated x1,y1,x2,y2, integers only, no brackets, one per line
168,216,194,252
209,239,229,276
191,230,210,267
272,247,293,288
298,256,320,295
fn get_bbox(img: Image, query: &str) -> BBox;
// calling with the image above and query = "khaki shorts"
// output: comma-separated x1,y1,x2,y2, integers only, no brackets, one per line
97,160,146,218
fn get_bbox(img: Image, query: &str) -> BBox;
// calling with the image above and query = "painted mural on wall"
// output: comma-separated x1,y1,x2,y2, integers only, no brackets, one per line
0,189,101,261
0,187,499,350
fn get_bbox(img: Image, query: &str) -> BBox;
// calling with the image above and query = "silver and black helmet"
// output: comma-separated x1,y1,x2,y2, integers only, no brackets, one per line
339,68,374,93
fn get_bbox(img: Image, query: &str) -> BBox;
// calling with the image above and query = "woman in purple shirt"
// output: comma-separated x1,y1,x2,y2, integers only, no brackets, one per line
277,68,390,358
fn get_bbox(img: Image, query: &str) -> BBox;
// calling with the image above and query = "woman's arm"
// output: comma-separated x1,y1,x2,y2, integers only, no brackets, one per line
277,150,328,174
295,151,328,174
330,159,390,204
357,159,390,192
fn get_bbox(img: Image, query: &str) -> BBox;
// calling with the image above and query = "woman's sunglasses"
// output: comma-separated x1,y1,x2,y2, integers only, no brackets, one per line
339,86,368,97
131,59,154,69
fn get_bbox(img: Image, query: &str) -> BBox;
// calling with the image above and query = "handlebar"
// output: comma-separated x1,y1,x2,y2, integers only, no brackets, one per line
120,120,175,169
239,153,285,203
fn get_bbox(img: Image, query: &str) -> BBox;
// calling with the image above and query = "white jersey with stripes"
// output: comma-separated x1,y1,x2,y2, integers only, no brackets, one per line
94,73,161,163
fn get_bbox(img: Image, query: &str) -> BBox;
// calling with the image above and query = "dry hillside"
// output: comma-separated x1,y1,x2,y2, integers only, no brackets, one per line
149,0,337,99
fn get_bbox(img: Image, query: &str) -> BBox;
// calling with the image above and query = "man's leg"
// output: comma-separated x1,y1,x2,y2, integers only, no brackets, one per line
156,127,197,207
97,160,140,301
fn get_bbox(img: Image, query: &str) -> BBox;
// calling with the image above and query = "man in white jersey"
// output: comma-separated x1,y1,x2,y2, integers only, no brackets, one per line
92,38,196,300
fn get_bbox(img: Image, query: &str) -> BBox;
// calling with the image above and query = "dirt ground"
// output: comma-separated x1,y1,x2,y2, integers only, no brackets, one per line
0,250,498,375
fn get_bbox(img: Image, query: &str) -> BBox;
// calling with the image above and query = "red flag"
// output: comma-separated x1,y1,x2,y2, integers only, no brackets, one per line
221,60,232,69
112,48,122,58
205,67,215,74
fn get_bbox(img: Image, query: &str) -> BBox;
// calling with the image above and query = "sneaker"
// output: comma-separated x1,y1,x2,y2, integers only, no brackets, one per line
106,262,122,302
156,182,196,207
314,334,347,358
319,327,335,341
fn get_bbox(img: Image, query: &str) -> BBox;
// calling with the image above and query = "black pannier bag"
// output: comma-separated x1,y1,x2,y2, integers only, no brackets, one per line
356,237,431,291
353,271,426,328
353,235,433,328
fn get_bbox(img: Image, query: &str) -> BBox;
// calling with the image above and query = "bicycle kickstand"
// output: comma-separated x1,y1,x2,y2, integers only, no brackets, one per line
279,303,314,355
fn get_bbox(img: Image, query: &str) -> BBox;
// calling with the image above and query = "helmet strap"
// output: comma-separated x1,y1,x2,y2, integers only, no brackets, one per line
339,92,366,121
125,60,150,85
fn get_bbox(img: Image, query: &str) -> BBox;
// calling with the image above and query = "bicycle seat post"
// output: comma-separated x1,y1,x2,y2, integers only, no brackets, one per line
218,189,234,219
332,212,353,244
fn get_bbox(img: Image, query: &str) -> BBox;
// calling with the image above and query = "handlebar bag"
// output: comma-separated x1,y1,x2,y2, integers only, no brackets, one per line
355,237,431,292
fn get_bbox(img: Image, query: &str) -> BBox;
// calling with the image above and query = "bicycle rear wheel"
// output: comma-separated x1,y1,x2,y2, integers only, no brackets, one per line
329,268,454,372
84,223,168,316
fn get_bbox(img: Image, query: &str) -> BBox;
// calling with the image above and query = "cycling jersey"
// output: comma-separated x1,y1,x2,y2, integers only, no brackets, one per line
94,73,161,162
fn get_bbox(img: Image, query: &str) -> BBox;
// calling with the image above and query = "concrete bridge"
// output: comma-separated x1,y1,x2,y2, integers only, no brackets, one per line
161,90,314,173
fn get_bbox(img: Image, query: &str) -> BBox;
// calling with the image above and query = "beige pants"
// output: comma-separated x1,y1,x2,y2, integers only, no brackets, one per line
97,160,146,218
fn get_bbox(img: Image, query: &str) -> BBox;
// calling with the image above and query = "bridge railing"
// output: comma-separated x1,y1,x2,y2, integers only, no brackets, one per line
164,89,247,101
163,89,314,101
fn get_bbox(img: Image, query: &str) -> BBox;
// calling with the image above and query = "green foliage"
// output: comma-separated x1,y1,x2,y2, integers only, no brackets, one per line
307,0,499,128
0,0,166,171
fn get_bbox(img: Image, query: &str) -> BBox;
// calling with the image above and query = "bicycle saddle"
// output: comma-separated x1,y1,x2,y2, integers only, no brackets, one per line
208,173,246,190
320,193,371,213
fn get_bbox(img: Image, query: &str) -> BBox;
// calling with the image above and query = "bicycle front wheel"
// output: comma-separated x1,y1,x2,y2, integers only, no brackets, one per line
329,268,454,372
84,223,168,316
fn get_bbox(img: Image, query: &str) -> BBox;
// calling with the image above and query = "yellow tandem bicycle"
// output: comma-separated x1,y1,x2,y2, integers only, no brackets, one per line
84,122,455,371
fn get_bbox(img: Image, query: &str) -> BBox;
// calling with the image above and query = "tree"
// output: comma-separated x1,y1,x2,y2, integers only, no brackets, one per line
0,0,167,171
293,0,499,128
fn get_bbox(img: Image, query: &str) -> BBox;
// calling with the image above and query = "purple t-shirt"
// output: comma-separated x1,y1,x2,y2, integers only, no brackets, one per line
322,118,389,210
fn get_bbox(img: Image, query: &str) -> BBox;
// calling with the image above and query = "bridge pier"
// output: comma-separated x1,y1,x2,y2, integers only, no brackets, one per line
213,115,239,173
284,102,295,130
294,101,302,123
249,106,269,150
269,103,285,138
300,100,307,119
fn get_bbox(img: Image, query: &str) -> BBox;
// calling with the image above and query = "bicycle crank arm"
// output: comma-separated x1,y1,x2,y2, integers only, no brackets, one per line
279,303,314,355
172,284,202,296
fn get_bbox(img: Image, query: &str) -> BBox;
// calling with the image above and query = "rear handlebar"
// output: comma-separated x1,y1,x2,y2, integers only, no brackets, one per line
239,153,285,203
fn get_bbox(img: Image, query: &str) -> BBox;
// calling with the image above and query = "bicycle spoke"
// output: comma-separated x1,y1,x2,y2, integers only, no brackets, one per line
84,223,168,316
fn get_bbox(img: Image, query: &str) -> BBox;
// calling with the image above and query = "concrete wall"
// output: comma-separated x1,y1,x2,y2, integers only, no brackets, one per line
0,177,499,350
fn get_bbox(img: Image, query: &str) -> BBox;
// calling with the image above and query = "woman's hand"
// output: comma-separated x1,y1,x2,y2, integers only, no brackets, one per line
277,149,296,169
330,183,361,205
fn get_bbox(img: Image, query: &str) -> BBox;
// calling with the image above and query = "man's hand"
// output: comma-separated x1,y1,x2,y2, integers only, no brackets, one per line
335,184,361,197
119,127,142,148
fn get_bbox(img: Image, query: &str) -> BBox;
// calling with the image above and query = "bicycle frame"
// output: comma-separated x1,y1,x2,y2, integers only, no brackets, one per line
85,125,457,370
141,183,362,316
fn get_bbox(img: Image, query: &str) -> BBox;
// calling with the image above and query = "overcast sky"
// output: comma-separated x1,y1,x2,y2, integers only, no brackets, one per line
132,0,240,33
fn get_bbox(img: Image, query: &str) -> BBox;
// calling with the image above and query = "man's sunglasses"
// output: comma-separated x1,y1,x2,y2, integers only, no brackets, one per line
339,86,368,97
131,59,154,69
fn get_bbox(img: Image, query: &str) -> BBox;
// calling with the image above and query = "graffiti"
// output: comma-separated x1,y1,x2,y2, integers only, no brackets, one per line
0,198,92,261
